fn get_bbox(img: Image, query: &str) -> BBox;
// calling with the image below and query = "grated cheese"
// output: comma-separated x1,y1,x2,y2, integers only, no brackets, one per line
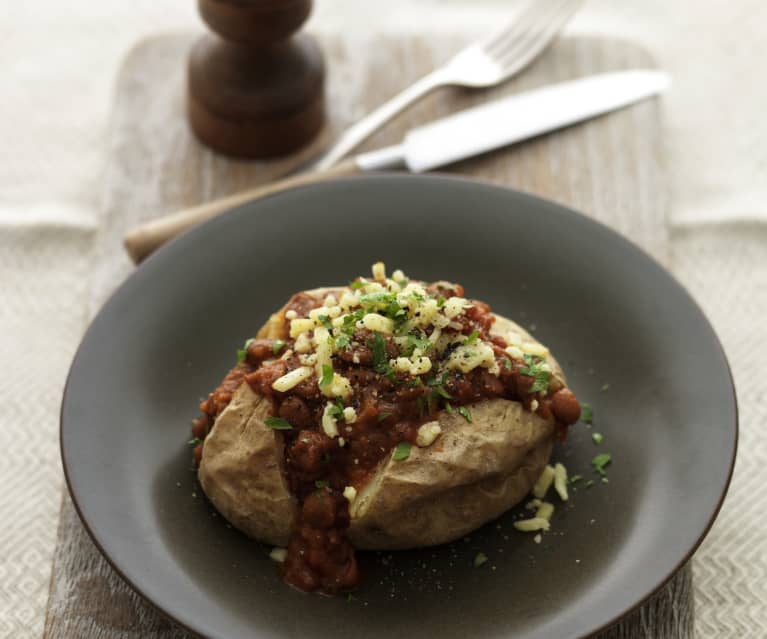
343,486,357,502
535,501,555,521
272,366,313,392
360,312,394,335
372,261,386,280
416,421,442,447
289,318,314,338
294,332,312,354
326,373,352,400
269,547,288,563
513,517,551,532
554,463,569,501
321,403,339,438
443,296,470,319
445,341,497,375
521,341,549,358
532,465,556,499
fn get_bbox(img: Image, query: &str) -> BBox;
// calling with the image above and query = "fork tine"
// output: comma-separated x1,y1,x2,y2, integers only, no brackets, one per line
490,0,584,72
479,0,551,55
486,0,580,59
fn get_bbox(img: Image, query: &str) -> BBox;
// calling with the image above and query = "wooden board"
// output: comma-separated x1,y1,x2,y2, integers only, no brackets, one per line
44,31,685,638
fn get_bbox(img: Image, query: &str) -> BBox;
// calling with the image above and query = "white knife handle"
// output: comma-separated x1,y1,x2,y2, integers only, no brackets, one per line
313,69,447,171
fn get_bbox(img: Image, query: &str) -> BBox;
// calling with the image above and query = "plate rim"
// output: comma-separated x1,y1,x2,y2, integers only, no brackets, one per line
60,173,738,639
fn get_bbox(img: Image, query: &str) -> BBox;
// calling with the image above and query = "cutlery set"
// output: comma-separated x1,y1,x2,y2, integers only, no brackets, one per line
124,0,669,263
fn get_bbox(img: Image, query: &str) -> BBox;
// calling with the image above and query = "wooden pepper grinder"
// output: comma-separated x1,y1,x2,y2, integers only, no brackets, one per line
187,0,325,159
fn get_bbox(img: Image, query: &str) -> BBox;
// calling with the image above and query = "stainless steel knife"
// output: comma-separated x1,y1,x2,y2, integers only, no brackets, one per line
124,70,671,263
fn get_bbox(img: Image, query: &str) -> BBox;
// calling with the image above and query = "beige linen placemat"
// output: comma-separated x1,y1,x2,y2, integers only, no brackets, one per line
43,32,692,638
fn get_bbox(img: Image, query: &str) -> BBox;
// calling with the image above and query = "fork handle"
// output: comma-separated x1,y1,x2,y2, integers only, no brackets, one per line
313,69,448,171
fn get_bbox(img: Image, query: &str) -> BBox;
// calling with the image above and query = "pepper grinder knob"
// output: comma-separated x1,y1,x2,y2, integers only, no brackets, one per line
187,0,325,159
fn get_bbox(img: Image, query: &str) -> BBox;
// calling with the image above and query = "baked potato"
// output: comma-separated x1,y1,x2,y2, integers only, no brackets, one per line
191,264,580,593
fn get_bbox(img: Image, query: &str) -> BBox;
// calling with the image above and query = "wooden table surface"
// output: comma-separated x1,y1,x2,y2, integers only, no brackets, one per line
44,32,690,638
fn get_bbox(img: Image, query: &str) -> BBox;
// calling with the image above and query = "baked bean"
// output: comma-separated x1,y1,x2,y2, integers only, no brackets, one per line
191,416,209,439
278,397,314,429
246,338,278,364
289,430,332,476
550,388,581,425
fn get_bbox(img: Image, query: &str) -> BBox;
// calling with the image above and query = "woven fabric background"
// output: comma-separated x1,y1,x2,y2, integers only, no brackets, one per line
672,226,767,636
0,219,94,635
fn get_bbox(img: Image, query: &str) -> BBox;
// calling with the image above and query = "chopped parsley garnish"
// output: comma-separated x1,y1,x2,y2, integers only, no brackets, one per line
464,329,479,345
427,373,447,387
328,399,345,420
585,479,594,488
349,280,365,290
417,395,428,418
393,441,411,461
408,376,423,387
444,402,453,414
458,406,473,422
359,292,405,321
473,552,488,568
591,452,612,476
568,474,583,484
504,357,513,369
340,309,365,336
432,384,452,400
272,339,286,355
377,412,392,422
600,383,610,393
318,364,334,388
315,480,329,489
581,403,593,424
265,416,293,430
601,477,609,484
436,296,446,308
236,337,255,364
318,315,333,330
592,432,604,445
403,334,432,356
187,437,202,446
519,354,551,393
370,333,393,378
335,333,351,350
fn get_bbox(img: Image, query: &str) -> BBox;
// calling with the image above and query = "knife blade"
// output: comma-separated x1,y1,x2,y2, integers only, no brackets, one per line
356,70,670,173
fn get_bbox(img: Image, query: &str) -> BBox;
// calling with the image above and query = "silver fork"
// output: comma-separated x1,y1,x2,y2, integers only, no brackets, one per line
314,0,584,170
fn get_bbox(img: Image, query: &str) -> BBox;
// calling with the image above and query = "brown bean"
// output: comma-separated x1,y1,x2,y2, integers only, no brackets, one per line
245,360,287,396
289,430,332,475
246,338,278,364
191,416,208,439
278,397,314,429
550,388,581,425
302,491,336,529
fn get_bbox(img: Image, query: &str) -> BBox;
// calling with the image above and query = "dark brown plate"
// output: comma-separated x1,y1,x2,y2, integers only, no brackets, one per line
61,175,736,639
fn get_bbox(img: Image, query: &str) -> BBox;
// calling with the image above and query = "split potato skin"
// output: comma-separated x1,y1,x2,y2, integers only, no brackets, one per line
198,290,563,550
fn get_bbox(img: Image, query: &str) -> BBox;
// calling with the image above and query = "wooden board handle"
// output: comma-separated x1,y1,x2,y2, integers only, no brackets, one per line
123,158,361,264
